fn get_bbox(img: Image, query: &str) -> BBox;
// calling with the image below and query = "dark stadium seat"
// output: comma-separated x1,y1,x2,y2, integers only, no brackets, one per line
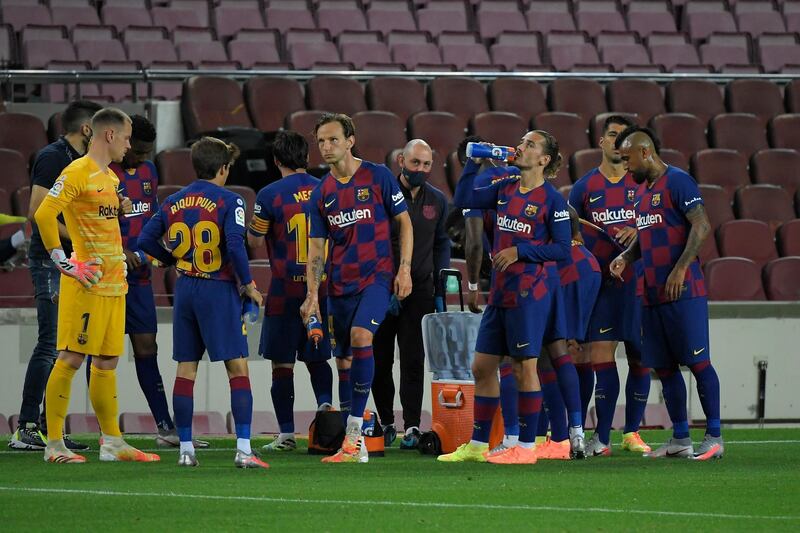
763,257,800,301
650,113,708,160
488,79,546,126
127,40,178,67
736,5,786,36
181,76,253,139
285,28,331,47
626,1,678,36
290,42,341,69
72,24,117,42
101,5,153,31
192,411,227,434
758,39,800,72
570,148,602,181
768,114,800,151
648,43,701,71
316,0,368,38
698,184,735,231
351,111,407,164
12,186,30,217
691,149,750,200
408,112,464,166
471,112,527,148
777,219,800,256
698,44,749,71
526,1,576,34
735,184,796,231
151,6,204,31
390,42,442,69
122,25,168,45
440,43,492,71
20,24,66,45
50,5,100,30
23,38,76,69
684,9,737,41
600,44,650,71
429,77,489,130
177,42,229,68
704,257,766,301
717,219,778,267
590,112,639,141
156,149,196,186
214,2,265,39
0,113,48,167
307,76,366,116
244,77,304,132
416,1,469,37
228,37,281,69
699,228,720,264
751,148,800,196
340,42,391,69
490,43,542,70
0,149,30,194
727,80,785,126
476,1,527,40
366,77,427,124
0,25,13,66
0,269,35,307
286,110,326,168
575,0,626,37
607,79,665,125
666,80,725,125
786,79,800,112
549,78,607,124
65,413,100,434
265,1,316,33
710,113,767,159
119,412,158,434
226,411,278,434
74,39,126,68
366,1,417,36
227,185,255,224
531,112,590,160
0,5,52,31
0,188,10,215
548,42,601,71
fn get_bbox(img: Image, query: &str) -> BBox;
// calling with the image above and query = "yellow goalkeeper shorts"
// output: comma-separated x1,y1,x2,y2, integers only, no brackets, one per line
57,277,126,356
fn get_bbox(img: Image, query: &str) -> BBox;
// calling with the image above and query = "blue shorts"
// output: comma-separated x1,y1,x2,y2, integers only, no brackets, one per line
475,294,550,359
562,272,601,342
125,282,157,335
328,283,392,358
642,297,710,369
260,297,332,363
543,278,567,344
585,275,642,344
172,276,248,363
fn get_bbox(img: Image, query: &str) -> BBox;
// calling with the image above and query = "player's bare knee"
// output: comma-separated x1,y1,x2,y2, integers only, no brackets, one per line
176,361,199,380
589,341,616,364
272,362,294,371
472,354,498,381
131,334,158,358
58,350,85,369
224,357,250,378
336,357,352,370
92,354,119,370
350,327,372,348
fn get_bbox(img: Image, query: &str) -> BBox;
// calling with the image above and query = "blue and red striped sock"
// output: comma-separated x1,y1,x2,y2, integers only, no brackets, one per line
575,362,594,426
657,367,690,439
134,355,174,431
552,353,583,428
690,361,721,438
230,376,253,440
539,367,568,442
518,390,543,446
624,362,651,433
271,367,295,434
471,395,499,444
499,362,519,437
306,360,333,407
350,346,374,420
338,367,352,424
172,376,194,443
593,361,620,444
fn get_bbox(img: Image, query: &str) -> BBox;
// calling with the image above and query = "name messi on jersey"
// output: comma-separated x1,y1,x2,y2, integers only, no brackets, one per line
636,213,663,230
170,196,217,214
591,207,635,225
328,208,372,228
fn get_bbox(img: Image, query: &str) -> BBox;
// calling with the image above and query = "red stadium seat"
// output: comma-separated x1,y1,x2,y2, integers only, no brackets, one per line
249,261,273,291
226,185,255,225
226,411,278,434
665,80,725,126
648,43,700,71
549,79,607,124
0,188,10,215
228,33,281,69
650,113,708,160
75,39,127,68
12,186,30,217
181,76,253,139
699,228,720,265
352,111,407,165
575,1,626,37
307,76,367,117
727,80,785,126
532,112,590,160
0,149,29,194
285,110,326,168
710,113,768,159
470,112,527,148
626,2,677,37
698,184,734,232
488,79,547,126
777,219,800,256
65,413,100,434
735,184,795,231
390,42,441,70
717,219,778,267
265,3,316,34
429,77,489,130
340,42,391,70
101,5,152,32
526,1,576,34
751,148,800,197
590,112,639,141
0,113,48,166
763,257,800,301
366,77,427,125
244,77,305,133
316,1,368,38
156,149,196,186
570,149,602,182
659,149,688,171
214,2,265,39
704,257,766,301
607,80,665,125
416,1,469,37
477,1,526,40
151,6,204,31
0,269,35,307
119,412,158,434
684,11,737,41
691,149,750,200
192,411,227,435
408,112,465,165
366,2,417,36
768,114,800,151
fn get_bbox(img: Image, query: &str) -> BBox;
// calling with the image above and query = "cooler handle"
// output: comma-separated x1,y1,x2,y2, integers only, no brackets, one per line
438,268,464,312
438,386,464,409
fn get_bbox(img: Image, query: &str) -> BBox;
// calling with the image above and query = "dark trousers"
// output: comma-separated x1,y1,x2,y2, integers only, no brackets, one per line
0,238,16,263
19,258,60,431
372,287,434,430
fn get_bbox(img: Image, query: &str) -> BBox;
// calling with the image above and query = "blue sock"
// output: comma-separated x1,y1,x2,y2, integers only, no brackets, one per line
134,355,174,432
338,367,351,424
657,368,689,440
350,346,374,420
306,360,333,407
499,362,519,437
472,395,499,443
575,362,594,427
173,376,194,442
518,390,542,445
539,367,569,442
229,376,253,440
271,367,294,434
624,348,651,433
690,361,721,438
593,361,620,445
553,353,583,428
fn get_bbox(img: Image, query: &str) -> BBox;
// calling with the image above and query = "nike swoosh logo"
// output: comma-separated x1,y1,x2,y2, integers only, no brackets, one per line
666,447,692,457
97,187,105,193
124,212,145,218
634,201,640,207
325,199,336,208
516,342,529,348
589,195,602,203
693,348,706,356
600,327,613,333
498,200,508,205
370,319,380,326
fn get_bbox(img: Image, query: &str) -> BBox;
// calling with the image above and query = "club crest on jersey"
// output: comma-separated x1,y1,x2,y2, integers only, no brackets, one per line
357,188,370,202
524,204,538,217
143,181,152,195
651,193,661,207
423,205,437,220
627,189,635,202
77,332,88,345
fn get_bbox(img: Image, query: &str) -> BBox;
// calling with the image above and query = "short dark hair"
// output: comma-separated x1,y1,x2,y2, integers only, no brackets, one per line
62,100,103,134
532,129,564,179
313,112,355,139
91,107,131,132
602,114,636,135
614,125,661,154
191,136,240,180
457,135,486,164
130,114,156,143
273,130,308,170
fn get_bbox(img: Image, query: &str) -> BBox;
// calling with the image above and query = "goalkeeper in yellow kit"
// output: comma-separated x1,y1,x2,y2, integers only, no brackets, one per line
35,108,159,464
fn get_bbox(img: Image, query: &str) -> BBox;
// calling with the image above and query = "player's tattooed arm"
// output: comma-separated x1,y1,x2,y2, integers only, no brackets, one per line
301,237,325,323
666,203,711,301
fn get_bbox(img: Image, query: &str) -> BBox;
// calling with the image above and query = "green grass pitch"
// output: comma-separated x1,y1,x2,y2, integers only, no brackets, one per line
1,428,799,531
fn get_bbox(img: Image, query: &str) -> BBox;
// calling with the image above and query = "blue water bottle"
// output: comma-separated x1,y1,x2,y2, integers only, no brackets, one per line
466,142,517,162
307,314,323,348
242,297,259,324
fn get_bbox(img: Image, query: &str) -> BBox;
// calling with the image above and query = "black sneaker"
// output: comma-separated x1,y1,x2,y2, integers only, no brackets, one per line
63,434,90,451
8,423,46,450
383,424,397,447
400,427,421,450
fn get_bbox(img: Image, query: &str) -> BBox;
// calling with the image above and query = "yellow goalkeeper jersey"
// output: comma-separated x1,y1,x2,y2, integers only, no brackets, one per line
36,155,127,296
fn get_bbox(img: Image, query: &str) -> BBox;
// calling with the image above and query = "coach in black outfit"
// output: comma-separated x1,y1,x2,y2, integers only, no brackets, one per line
372,139,451,449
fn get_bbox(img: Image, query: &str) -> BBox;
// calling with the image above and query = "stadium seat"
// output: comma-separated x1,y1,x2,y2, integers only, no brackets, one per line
265,2,316,33
763,257,800,301
446,151,463,191
214,2,265,39
704,257,766,301
8,414,19,433
736,184,795,231
244,77,305,132
0,269,35,307
727,80,785,126
648,43,701,71
390,42,441,69
429,77,489,130
777,219,800,256
490,43,542,71
570,148,602,181
0,149,30,193
416,1,469,37
737,6,786,37
366,77,427,124
177,42,229,68
65,413,100,434
101,5,153,31
408,112,464,167
717,219,778,267
366,1,417,36
768,114,800,151
532,112,590,161
526,1,576,34
440,43,493,71
471,112,527,148
156,149,196,186
698,43,749,71
73,39,126,68
650,113,708,160
477,1,526,40
626,1,678,36
666,80,724,125
192,411,227,435
488,79,547,126
285,28,331,47
12,186,30,217
548,42,601,71
151,6,204,31
50,5,100,30
226,411,278,434
0,113,48,167
589,112,638,141
23,38,77,69
751,148,800,196
607,80,664,125
227,185,255,224
786,79,800,112
290,42,341,69
119,412,158,434
181,76,253,139
699,227,720,264
307,76,367,116
0,5,52,31
691,149,750,200
351,111,407,164
575,1,626,37
127,40,178,67
340,42,391,69
684,9,737,41
698,184,735,231
549,78,607,125
72,24,117,42
709,113,767,159
600,43,651,71
286,110,326,168
758,40,800,72
0,25,14,66
0,188,10,215
316,0,368,37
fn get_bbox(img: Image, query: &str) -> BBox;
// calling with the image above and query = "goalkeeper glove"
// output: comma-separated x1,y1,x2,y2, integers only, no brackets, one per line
50,249,103,288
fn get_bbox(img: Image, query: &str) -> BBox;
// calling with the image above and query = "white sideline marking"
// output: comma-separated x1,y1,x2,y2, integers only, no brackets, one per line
0,486,798,522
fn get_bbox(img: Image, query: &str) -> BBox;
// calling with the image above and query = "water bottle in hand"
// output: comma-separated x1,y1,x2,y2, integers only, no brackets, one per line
242,297,259,324
307,314,323,347
466,142,517,163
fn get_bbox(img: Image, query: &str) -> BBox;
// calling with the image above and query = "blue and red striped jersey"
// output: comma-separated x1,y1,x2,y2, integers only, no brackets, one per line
308,160,408,297
249,172,327,315
635,166,706,306
558,241,601,286
111,160,158,285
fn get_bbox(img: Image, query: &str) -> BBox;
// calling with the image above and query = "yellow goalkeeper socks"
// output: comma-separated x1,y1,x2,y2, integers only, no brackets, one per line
45,359,77,442
89,365,122,437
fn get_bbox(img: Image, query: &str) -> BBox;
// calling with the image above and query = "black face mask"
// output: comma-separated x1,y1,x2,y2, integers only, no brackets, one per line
402,167,429,188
